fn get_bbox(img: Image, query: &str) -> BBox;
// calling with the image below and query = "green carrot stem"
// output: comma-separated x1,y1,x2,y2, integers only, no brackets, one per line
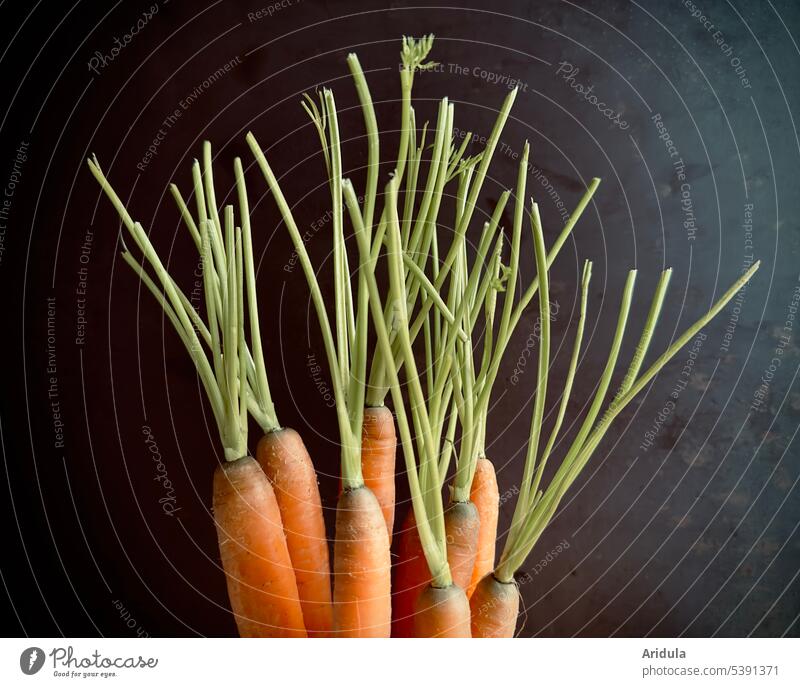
509,201,550,530
247,131,362,487
346,175,451,587
496,260,760,582
235,157,279,433
529,260,592,499
346,52,380,232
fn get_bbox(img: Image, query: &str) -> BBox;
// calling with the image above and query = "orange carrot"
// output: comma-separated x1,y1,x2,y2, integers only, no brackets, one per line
414,583,471,637
213,456,307,638
392,494,479,637
391,509,430,637
256,428,332,637
444,500,480,590
393,499,480,635
361,406,396,540
332,486,391,637
467,457,499,597
469,573,519,638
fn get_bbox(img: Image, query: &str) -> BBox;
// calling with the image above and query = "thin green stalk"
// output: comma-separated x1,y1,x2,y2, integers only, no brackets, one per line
346,52,380,232
610,269,672,410
247,131,362,486
193,159,227,316
497,269,637,581
452,141,527,500
235,157,279,433
529,260,592,499
507,179,601,334
400,113,420,250
396,34,436,185
169,184,201,250
509,202,550,531
474,177,601,425
346,176,451,587
201,220,225,402
87,156,245,460
323,89,353,389
495,260,760,582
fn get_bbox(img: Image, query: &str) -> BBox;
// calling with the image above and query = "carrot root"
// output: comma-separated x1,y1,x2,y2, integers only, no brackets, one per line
469,573,519,638
391,501,478,635
256,428,332,637
361,406,397,541
213,456,307,638
413,583,471,637
390,508,430,637
467,457,499,598
444,500,480,590
332,486,391,637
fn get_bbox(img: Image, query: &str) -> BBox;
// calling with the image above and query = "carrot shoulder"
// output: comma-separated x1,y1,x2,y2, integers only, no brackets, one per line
414,583,471,638
213,456,307,638
469,573,519,638
361,405,396,540
444,500,480,590
256,428,332,637
332,486,391,637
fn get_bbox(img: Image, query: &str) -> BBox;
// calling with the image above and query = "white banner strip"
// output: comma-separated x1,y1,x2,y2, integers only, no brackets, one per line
1,638,798,686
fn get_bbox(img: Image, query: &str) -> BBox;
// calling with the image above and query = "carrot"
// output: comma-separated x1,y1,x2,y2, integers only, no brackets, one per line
447,146,603,612
491,201,761,639
347,51,519,638
214,457,307,638
90,152,315,637
469,574,519,638
256,428,332,636
414,583,471,638
390,492,480,635
360,406,396,539
249,84,393,637
391,509,430,637
467,457,499,597
345,54,398,547
332,486,391,637
444,500,480,590
349,158,465,640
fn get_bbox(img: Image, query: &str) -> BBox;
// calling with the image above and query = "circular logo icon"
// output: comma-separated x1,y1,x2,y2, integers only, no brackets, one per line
20,647,45,676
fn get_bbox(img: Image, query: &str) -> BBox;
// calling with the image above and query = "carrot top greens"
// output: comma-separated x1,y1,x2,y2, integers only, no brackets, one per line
365,39,519,410
495,247,760,582
247,90,370,488
168,144,280,435
86,32,764,621
450,155,601,504
246,34,479,490
88,153,253,461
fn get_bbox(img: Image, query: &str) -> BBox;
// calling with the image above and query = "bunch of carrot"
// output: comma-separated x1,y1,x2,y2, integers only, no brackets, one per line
90,35,760,638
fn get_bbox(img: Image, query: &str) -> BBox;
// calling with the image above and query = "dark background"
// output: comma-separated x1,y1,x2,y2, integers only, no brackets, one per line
0,0,798,638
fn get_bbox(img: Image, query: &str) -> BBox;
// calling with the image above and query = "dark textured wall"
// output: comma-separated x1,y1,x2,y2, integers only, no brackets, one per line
0,0,798,637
